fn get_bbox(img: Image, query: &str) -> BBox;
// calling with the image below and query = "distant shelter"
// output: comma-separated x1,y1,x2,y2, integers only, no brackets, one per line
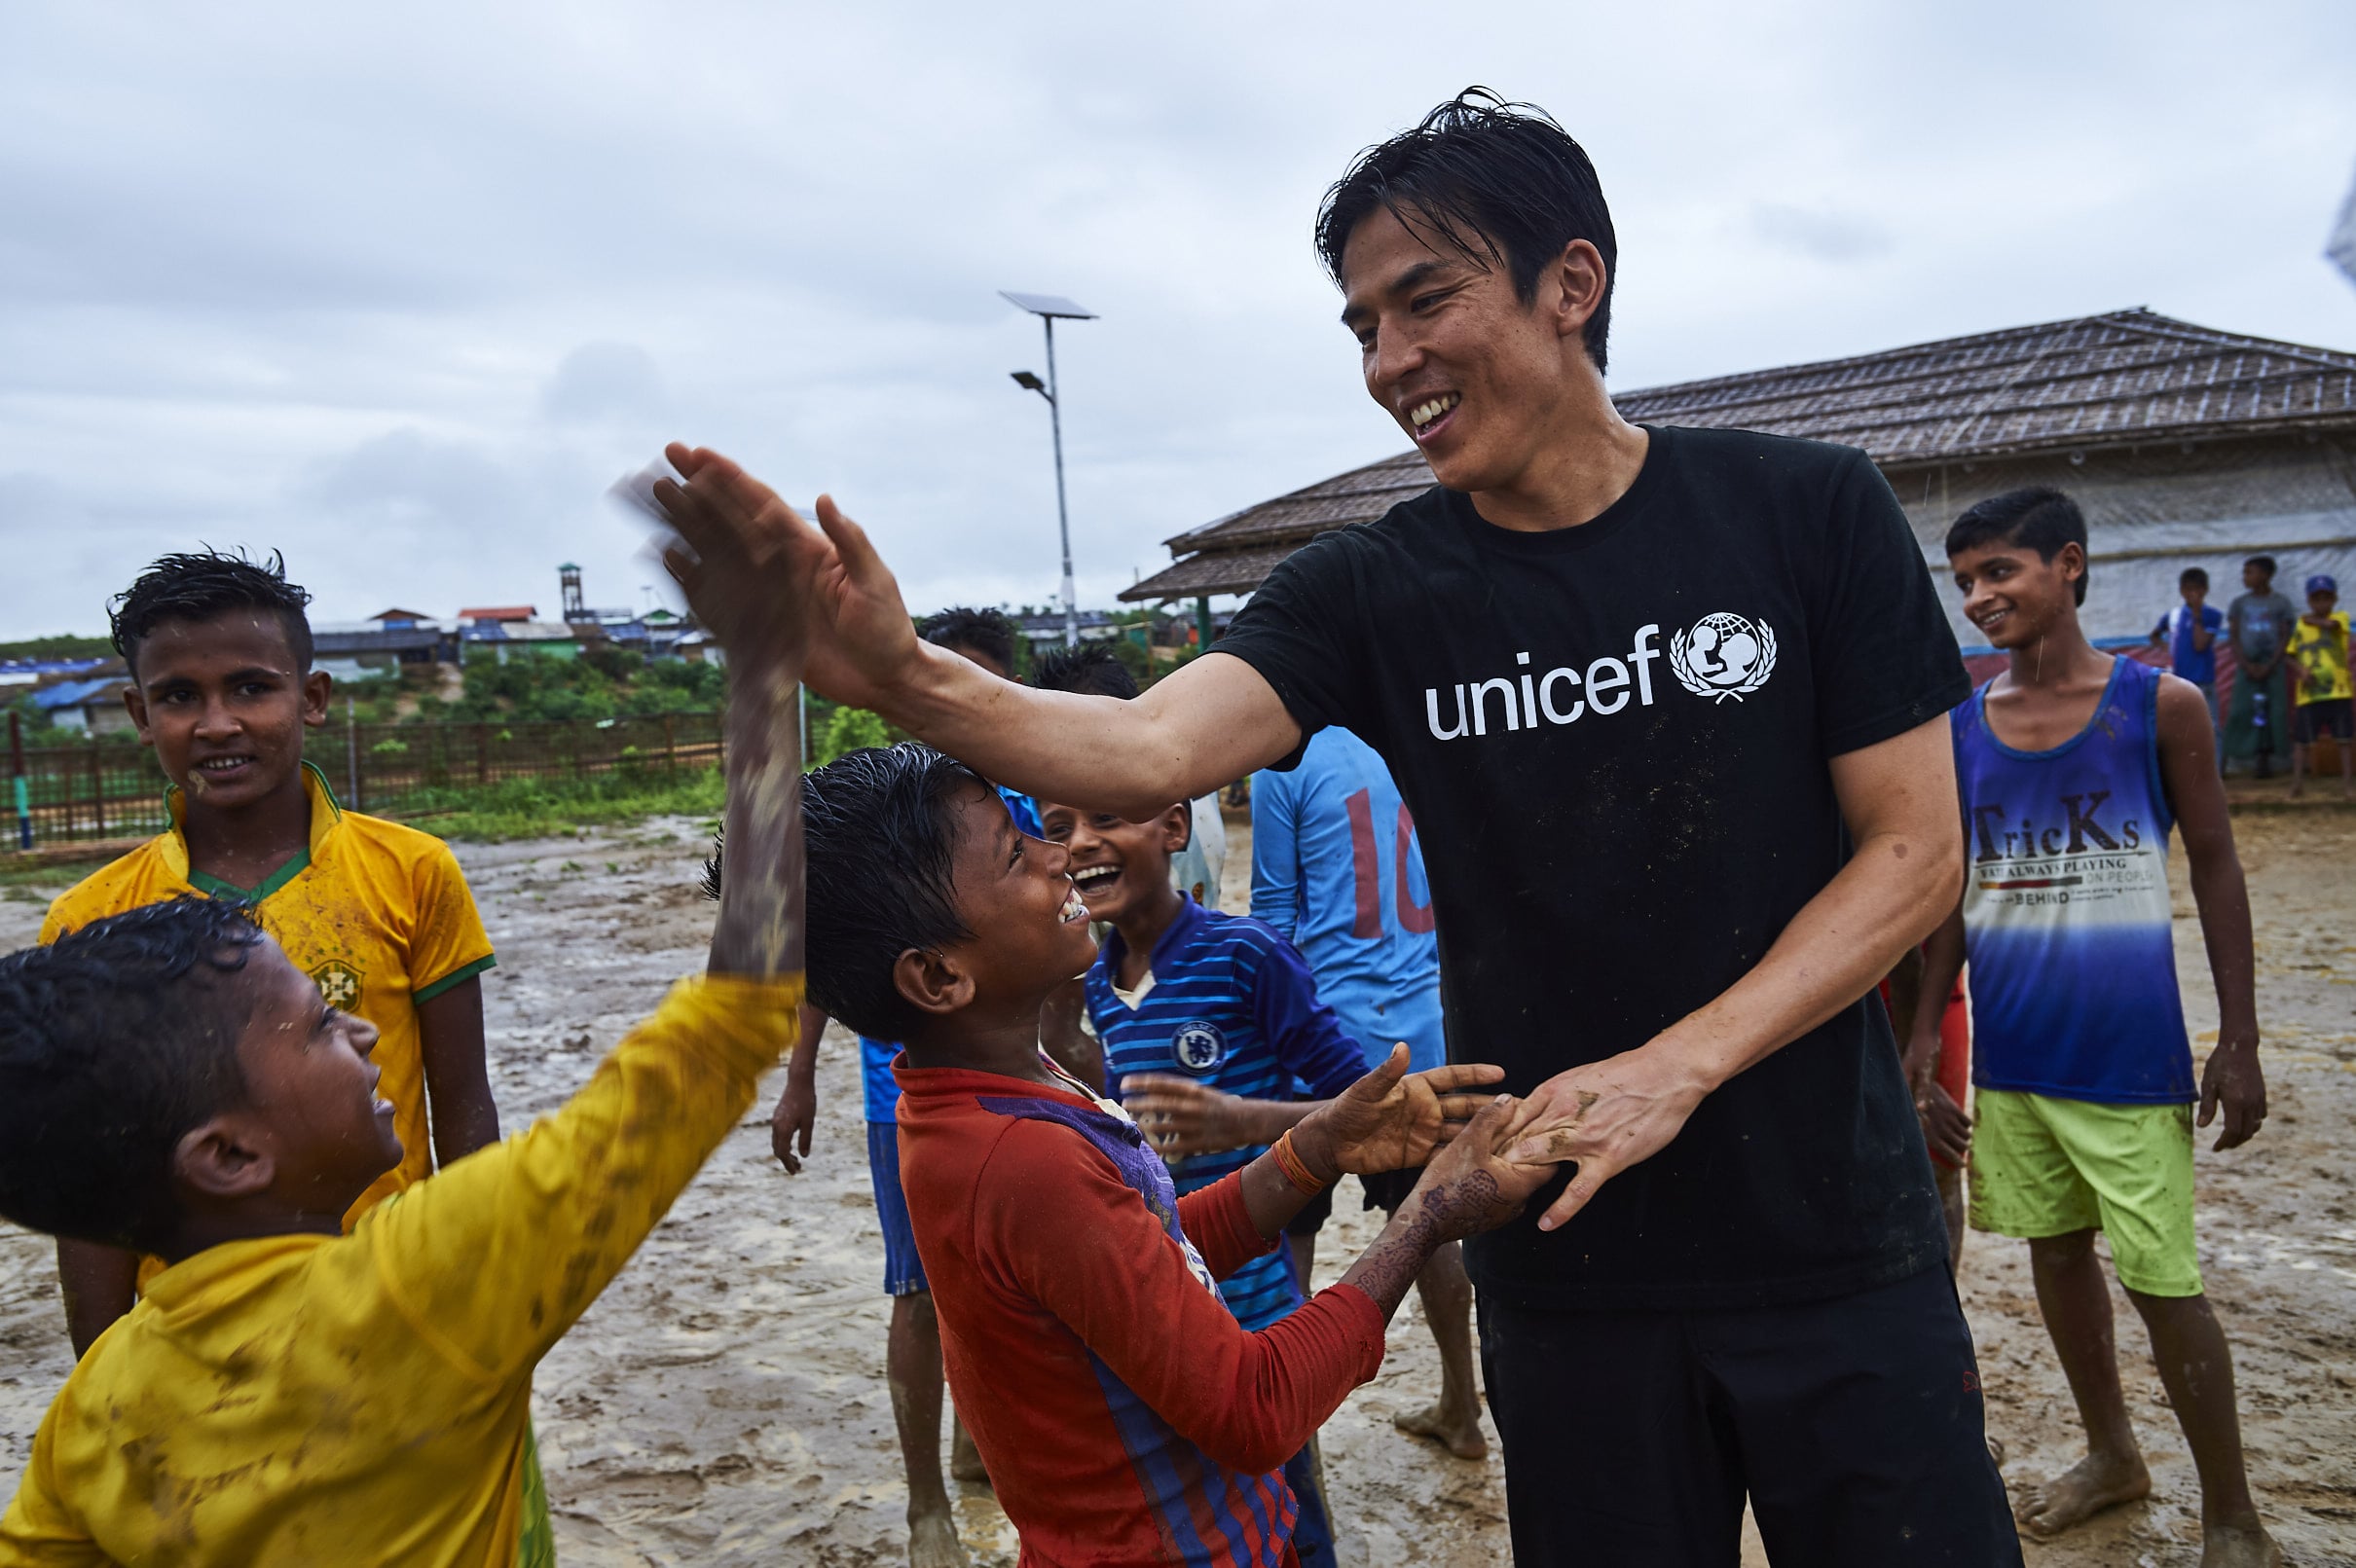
1123,310,2356,652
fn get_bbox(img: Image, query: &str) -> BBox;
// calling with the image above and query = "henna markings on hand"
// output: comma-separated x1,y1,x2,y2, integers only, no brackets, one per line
1344,1170,1506,1320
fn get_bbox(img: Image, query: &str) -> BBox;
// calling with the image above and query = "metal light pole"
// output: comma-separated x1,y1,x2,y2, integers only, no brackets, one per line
1001,291,1096,647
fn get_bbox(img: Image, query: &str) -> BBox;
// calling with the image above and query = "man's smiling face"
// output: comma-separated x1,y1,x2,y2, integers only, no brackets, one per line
1338,204,1598,496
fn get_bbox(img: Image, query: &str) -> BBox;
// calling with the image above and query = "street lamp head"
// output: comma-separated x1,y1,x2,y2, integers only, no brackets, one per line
999,290,1097,320
1010,370,1048,393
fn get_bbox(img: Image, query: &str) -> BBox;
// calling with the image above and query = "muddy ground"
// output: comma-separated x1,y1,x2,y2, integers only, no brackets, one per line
0,810,2350,1565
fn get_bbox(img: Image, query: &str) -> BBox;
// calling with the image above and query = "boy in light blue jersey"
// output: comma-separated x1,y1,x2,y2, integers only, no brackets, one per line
1251,727,1486,1460
1041,793,1369,1567
1926,488,2278,1568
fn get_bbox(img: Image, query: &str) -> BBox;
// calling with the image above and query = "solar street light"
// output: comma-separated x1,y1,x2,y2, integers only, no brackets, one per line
1001,291,1097,647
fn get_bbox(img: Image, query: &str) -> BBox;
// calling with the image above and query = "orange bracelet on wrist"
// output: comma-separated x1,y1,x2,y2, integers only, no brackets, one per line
1271,1128,1329,1196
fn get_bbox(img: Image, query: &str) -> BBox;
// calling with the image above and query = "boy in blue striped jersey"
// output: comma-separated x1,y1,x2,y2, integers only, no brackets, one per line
1039,796,1368,1568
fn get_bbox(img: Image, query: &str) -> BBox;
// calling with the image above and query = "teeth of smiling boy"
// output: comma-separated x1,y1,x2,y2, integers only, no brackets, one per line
1073,866,1117,886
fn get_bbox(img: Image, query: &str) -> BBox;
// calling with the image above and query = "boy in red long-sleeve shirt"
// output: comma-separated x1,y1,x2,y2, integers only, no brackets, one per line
752,743,1544,1567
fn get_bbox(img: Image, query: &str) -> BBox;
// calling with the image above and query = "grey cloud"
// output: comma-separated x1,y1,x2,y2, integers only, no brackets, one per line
542,344,666,426
1749,203,1895,263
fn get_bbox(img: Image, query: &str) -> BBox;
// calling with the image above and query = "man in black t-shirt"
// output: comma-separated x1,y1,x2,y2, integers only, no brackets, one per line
654,89,2017,1568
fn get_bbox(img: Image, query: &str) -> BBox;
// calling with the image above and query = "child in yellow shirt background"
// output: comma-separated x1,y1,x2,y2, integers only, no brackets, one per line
2286,572,2352,800
37,551,500,1354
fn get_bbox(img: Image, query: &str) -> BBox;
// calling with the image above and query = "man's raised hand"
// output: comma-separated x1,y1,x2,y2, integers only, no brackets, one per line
657,445,922,711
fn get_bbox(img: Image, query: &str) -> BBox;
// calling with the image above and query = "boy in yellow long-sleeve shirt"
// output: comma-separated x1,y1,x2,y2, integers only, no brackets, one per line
0,470,807,1567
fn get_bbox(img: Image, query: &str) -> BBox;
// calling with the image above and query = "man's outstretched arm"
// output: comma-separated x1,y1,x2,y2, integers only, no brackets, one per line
1506,713,1964,1229
655,445,1300,816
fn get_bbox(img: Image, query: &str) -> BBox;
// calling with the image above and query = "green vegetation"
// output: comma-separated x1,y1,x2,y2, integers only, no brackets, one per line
449,648,726,724
815,705,889,766
0,634,113,662
386,767,725,843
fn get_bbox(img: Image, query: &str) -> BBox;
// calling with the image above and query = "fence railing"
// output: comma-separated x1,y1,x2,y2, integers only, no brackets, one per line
5,711,725,849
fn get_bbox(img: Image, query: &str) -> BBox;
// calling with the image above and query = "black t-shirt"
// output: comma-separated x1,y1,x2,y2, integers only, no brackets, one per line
1218,424,1970,1312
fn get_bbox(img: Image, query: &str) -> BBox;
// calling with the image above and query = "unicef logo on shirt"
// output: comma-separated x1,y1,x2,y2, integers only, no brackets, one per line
1671,612,1779,703
1172,1020,1227,1072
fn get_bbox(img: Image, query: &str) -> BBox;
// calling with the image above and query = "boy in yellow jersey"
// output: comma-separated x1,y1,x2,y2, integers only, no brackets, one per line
38,551,501,1355
0,471,807,1567
2286,572,2352,800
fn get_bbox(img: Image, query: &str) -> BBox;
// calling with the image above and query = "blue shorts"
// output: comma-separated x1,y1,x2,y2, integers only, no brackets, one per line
867,1120,928,1297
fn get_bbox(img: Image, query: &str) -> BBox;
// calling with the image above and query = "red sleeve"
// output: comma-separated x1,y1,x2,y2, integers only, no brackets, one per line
978,1123,1387,1476
1175,1170,1281,1282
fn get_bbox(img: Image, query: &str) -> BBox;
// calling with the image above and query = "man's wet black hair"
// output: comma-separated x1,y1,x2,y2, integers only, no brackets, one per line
110,549,315,677
0,897,266,1254
1316,87,1618,374
920,607,1018,675
705,745,987,1041
1945,487,2091,607
1030,640,1138,702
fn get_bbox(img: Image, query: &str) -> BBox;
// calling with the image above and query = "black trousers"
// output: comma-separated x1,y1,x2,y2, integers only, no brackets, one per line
1479,1265,2021,1566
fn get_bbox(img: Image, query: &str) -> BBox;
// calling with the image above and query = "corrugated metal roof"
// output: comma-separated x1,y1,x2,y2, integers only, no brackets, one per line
31,677,129,711
1123,309,2356,602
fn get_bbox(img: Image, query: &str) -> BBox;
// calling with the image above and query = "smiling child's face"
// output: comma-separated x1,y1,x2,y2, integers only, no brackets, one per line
1035,801,1191,927
936,784,1098,1007
226,936,401,1216
125,611,329,811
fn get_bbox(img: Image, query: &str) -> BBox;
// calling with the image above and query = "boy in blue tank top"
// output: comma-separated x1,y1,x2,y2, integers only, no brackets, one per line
1925,488,2280,1568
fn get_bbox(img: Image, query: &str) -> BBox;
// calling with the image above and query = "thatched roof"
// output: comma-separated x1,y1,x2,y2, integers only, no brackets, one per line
1123,309,2356,602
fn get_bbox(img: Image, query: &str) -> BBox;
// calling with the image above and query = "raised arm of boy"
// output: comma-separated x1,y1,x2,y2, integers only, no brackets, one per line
360,469,812,1377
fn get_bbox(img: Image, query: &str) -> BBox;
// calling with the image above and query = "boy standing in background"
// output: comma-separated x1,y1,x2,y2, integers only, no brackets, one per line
1933,488,2278,1567
2286,574,2352,800
39,552,498,1355
2152,565,2224,746
1251,725,1485,1461
2226,556,2299,780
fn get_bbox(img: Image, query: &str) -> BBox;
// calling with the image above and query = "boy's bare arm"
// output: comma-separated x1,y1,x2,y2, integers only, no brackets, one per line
650,457,807,980
417,978,500,1165
770,1003,826,1174
2155,675,2265,1149
659,446,1299,818
1905,904,1967,1091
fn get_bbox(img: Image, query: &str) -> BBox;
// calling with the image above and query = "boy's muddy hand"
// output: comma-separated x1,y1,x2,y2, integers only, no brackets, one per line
1917,1081,1970,1166
1340,1096,1550,1320
1301,1045,1507,1178
649,444,815,669
2198,1032,2266,1150
1504,1044,1710,1232
1405,1094,1554,1241
1120,1076,1251,1157
655,445,921,710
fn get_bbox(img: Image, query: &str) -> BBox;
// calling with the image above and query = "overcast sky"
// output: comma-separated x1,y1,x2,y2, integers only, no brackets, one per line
4,1,2353,637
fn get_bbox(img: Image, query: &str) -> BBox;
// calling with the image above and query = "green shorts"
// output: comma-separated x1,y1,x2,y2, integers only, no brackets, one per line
1968,1088,2201,1297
